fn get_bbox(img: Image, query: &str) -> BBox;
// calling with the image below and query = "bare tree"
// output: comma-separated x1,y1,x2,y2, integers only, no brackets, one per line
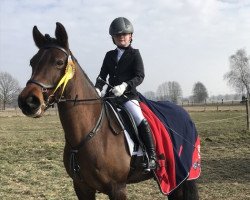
156,81,182,103
156,82,169,101
0,72,20,110
143,91,156,100
192,82,208,103
168,81,182,103
224,49,250,98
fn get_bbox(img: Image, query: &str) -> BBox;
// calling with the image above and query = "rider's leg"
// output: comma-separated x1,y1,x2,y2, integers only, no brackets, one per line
123,100,156,170
137,118,157,170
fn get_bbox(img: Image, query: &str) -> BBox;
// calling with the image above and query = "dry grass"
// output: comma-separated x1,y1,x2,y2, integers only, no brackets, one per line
0,110,249,200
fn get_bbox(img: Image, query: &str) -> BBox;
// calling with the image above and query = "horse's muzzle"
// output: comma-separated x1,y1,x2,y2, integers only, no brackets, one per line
18,89,45,118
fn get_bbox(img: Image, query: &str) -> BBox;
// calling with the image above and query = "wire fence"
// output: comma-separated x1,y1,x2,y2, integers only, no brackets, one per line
180,100,245,112
195,114,246,125
1,100,249,129
181,99,249,129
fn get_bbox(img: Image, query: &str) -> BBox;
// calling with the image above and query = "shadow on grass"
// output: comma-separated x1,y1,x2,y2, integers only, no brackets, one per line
199,157,250,183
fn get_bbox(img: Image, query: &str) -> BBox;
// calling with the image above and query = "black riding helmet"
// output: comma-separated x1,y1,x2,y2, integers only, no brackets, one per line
109,17,134,36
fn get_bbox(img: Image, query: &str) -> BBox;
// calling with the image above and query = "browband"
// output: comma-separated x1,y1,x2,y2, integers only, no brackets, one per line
42,45,69,56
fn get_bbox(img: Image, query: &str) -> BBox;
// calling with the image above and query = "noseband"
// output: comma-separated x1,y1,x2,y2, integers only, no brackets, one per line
26,80,55,90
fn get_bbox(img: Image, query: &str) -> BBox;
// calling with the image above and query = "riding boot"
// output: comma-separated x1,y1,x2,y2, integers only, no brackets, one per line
138,119,157,171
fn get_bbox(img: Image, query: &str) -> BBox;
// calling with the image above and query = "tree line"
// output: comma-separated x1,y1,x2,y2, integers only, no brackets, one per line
0,48,249,109
143,81,208,104
144,48,250,104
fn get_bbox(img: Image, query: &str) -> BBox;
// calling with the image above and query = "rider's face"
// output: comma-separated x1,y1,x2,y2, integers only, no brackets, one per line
113,33,132,47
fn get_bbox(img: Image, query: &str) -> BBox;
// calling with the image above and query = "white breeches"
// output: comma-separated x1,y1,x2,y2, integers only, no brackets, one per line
124,100,145,126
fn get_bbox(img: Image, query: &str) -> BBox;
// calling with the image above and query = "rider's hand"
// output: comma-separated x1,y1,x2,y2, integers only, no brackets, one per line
95,88,101,97
112,82,128,97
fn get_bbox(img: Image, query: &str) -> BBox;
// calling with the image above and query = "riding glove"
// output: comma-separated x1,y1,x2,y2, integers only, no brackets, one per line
112,82,128,97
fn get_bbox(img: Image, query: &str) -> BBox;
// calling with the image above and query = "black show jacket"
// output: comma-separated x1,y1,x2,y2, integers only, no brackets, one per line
95,46,145,100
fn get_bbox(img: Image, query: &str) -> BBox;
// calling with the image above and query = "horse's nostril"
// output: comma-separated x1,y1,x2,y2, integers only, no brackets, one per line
26,95,41,109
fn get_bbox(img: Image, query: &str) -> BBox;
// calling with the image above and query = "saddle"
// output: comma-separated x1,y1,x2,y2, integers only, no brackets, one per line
104,99,146,154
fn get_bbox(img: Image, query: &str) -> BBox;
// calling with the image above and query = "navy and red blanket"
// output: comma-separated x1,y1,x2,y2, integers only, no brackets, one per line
139,93,201,195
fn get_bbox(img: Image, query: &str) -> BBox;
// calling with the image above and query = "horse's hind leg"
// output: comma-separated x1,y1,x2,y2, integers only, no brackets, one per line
183,180,199,200
168,180,199,200
168,186,184,200
73,181,96,200
108,183,127,200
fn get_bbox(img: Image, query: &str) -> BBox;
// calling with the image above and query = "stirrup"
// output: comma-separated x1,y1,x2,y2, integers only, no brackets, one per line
143,159,156,173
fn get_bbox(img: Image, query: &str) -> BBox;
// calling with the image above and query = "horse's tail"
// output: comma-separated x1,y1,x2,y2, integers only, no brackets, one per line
183,180,199,200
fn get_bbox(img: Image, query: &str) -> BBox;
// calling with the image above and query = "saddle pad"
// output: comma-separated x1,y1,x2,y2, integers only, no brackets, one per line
124,129,143,156
105,101,143,156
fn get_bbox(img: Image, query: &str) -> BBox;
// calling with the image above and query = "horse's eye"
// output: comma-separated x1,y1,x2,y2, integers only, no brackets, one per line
56,60,64,66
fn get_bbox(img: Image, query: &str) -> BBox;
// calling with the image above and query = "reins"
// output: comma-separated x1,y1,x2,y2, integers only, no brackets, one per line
26,45,108,179
26,45,127,180
57,95,102,104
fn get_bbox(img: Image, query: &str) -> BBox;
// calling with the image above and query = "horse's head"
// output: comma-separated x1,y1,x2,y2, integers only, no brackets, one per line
18,22,73,117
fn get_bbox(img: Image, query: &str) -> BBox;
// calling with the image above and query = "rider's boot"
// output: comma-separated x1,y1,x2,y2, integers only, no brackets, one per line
138,119,157,172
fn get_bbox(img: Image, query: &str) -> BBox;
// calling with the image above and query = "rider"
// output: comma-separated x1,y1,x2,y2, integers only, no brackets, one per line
95,17,156,171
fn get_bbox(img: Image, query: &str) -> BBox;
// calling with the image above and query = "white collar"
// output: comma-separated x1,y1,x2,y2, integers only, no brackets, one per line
117,47,125,53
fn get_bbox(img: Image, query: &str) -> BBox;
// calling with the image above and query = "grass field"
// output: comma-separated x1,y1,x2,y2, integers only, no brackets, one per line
0,109,249,200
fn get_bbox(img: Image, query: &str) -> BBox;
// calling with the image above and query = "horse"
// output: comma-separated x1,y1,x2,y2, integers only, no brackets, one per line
18,22,199,200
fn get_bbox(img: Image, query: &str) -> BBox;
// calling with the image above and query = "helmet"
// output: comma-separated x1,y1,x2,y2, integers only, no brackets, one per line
109,17,134,36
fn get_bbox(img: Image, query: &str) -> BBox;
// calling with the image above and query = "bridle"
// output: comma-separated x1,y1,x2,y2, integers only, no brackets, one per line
26,45,101,110
26,45,69,108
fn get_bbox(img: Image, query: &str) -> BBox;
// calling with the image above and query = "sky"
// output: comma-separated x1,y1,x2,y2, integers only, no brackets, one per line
0,0,250,97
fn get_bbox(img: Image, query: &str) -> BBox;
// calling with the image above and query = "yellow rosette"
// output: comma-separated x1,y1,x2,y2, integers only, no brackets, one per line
53,55,76,98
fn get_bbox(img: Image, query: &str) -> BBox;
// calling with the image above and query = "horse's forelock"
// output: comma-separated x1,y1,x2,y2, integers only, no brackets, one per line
43,34,62,48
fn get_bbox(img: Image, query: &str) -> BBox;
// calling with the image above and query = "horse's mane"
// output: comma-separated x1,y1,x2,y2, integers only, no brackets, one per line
70,52,96,89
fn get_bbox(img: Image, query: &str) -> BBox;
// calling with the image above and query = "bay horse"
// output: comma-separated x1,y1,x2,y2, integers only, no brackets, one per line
18,22,199,200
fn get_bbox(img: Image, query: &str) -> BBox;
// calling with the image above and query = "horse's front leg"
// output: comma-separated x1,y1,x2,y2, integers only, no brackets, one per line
73,181,96,200
108,183,127,200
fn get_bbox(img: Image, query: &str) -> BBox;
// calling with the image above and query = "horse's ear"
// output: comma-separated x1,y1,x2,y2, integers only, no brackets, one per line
33,26,46,49
55,22,69,49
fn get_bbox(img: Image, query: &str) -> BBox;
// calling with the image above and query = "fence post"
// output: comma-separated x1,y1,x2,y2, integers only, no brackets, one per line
246,99,250,131
204,99,206,112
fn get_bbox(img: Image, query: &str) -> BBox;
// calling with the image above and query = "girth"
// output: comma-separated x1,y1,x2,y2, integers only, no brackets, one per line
68,103,104,180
